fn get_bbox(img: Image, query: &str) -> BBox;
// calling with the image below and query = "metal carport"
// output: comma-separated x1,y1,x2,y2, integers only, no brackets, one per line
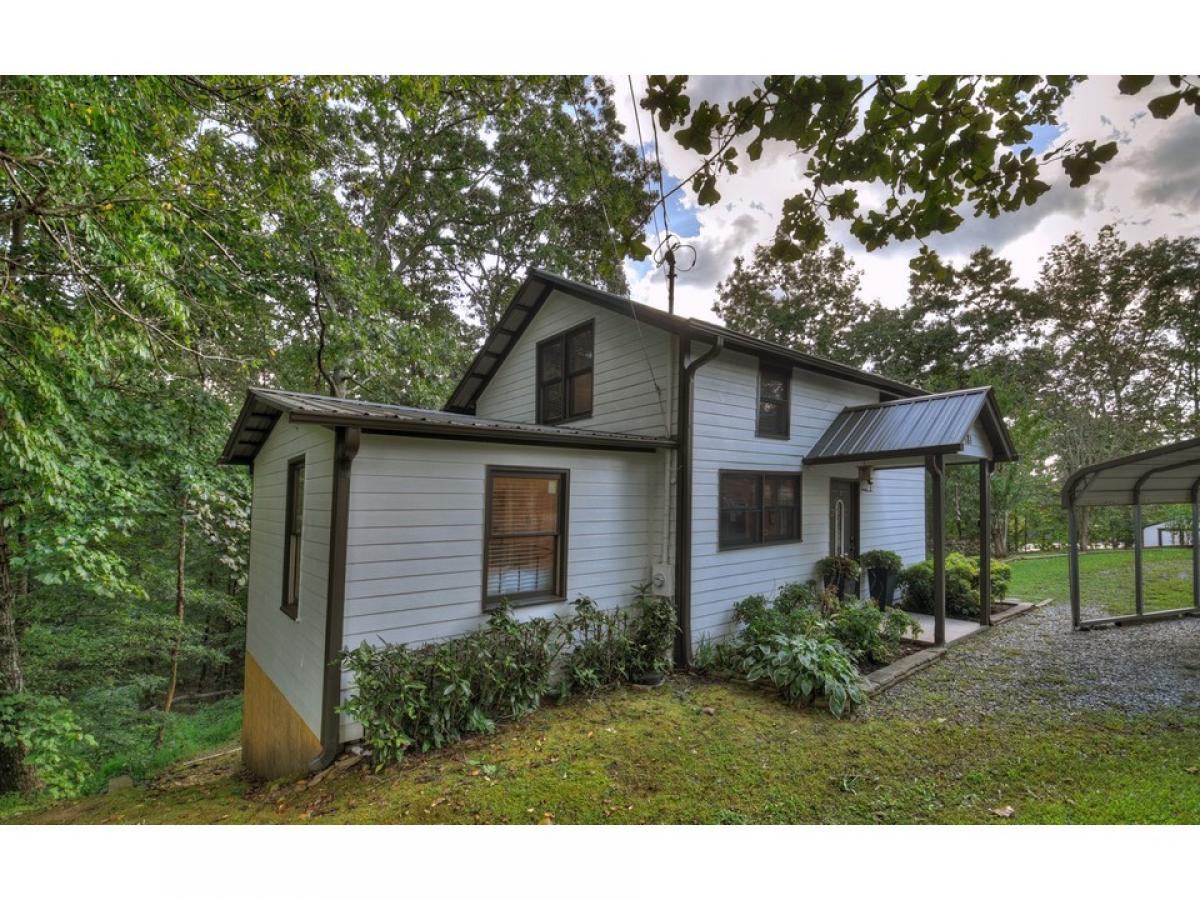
1061,437,1200,629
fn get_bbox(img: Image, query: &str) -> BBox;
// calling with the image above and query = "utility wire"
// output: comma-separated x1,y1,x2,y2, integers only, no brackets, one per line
568,82,667,433
628,74,663,249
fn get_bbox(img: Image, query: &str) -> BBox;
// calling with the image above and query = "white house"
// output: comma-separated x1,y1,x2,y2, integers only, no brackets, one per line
221,268,1017,777
1142,521,1190,547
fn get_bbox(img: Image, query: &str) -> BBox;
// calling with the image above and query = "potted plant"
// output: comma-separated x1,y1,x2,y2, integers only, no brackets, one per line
859,549,903,610
815,555,861,602
628,584,676,686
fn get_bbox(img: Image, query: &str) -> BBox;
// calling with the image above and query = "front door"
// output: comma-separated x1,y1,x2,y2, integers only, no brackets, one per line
829,479,860,559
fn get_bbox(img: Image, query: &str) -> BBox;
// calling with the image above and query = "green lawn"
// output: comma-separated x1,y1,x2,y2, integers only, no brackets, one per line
1008,547,1196,615
11,678,1200,825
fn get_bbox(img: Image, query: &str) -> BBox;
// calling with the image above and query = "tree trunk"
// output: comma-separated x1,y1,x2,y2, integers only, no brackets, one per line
992,512,1009,559
155,494,187,748
0,509,38,794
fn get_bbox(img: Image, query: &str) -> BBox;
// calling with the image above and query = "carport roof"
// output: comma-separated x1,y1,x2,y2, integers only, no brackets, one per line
219,388,675,465
1061,436,1200,507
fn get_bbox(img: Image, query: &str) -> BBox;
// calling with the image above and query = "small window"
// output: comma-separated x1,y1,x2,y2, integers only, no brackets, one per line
484,468,568,608
719,470,802,549
757,362,790,438
281,457,305,618
537,322,593,424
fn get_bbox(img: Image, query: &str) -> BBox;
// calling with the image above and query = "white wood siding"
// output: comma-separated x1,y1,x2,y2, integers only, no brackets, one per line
474,289,672,437
339,434,666,740
245,421,334,737
689,346,926,645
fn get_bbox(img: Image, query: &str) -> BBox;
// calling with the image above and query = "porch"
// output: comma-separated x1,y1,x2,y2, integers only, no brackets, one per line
806,387,1020,646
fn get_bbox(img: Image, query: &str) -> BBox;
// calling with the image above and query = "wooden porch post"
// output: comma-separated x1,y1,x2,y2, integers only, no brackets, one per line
979,459,993,627
927,454,946,646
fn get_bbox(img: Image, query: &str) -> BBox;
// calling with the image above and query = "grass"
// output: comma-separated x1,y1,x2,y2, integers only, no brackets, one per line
10,678,1200,825
1008,547,1196,615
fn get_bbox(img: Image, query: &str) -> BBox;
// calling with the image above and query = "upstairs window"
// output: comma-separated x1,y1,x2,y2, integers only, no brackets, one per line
537,321,594,424
281,457,305,618
757,362,790,438
719,470,802,549
484,467,568,608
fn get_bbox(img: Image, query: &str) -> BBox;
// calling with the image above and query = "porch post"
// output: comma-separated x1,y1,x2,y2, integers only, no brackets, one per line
1192,478,1199,610
1067,494,1082,629
979,459,993,627
927,454,946,646
1133,488,1145,616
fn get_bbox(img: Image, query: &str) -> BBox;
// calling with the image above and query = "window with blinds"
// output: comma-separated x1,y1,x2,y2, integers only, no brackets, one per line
537,321,593,424
484,468,568,608
281,457,305,618
718,470,802,549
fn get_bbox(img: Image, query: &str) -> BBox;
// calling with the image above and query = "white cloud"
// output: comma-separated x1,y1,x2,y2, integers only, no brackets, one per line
606,75,1200,319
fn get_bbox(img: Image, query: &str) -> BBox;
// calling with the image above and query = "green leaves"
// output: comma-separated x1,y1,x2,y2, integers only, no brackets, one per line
1117,75,1156,94
1147,91,1183,119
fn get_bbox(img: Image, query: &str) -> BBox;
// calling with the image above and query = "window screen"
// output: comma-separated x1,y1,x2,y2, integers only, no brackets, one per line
719,471,801,549
537,322,593,423
757,362,790,437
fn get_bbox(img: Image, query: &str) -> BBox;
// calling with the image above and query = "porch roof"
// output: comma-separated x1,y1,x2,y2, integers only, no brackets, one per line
803,387,1018,467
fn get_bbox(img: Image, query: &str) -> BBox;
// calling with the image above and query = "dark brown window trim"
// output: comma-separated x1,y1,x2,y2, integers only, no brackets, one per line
281,454,306,619
756,361,791,439
482,465,570,611
717,468,803,551
536,319,594,425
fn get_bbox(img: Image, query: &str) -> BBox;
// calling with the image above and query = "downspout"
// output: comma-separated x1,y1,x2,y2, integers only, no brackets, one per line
310,425,360,772
673,335,723,668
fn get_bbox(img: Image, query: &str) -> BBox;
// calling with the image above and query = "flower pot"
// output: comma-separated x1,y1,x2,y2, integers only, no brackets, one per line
867,568,899,610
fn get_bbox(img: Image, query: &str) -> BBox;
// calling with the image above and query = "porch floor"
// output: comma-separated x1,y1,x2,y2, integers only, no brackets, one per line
904,614,981,646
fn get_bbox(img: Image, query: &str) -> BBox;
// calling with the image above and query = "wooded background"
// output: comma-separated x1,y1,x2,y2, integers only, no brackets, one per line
1,75,1195,799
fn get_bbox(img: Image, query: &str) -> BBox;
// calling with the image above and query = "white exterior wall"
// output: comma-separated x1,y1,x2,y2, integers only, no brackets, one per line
474,289,673,437
1143,522,1187,547
339,434,666,740
689,346,927,645
245,421,334,737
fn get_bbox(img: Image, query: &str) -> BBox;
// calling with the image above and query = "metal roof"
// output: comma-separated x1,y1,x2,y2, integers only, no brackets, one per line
219,388,675,465
1061,436,1200,507
444,267,924,414
804,387,1018,466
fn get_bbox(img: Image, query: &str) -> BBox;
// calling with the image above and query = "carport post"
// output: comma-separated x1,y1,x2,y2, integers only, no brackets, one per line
927,454,946,646
979,460,993,627
1133,487,1145,616
1192,478,1199,610
1067,492,1081,629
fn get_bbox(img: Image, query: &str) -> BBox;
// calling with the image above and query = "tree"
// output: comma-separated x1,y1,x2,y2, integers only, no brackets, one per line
713,238,869,362
642,75,1199,255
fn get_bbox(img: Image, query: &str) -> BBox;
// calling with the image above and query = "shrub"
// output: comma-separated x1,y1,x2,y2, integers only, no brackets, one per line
815,555,861,584
899,553,1011,616
559,596,634,695
737,634,865,716
0,693,97,800
339,605,564,766
733,590,821,642
627,584,677,676
828,602,919,664
859,549,903,574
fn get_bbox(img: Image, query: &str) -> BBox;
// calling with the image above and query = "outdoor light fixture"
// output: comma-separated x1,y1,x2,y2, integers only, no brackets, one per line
858,465,874,492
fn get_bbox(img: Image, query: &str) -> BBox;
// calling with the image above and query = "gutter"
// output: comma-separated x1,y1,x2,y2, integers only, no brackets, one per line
672,336,723,668
310,425,360,772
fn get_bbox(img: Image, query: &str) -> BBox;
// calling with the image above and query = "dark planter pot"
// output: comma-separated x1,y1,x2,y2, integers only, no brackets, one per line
867,568,899,610
631,670,666,687
822,573,860,602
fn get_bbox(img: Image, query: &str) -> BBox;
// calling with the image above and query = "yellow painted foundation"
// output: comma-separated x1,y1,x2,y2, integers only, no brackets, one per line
241,653,322,779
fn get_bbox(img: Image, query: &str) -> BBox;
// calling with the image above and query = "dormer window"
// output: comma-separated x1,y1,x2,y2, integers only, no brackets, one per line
537,321,594,424
756,361,790,438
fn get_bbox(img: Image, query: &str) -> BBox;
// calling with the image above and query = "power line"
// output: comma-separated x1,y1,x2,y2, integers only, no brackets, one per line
628,74,663,249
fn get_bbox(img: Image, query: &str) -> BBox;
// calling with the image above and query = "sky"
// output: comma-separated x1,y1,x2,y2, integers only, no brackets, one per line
606,76,1200,321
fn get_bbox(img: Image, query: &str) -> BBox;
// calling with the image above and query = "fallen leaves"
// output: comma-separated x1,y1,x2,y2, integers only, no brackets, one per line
990,805,1016,819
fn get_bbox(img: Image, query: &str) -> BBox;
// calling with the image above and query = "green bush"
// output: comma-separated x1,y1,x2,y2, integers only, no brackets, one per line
627,585,677,677
738,633,865,716
815,555,861,584
559,596,633,694
339,605,564,766
859,549,903,574
0,693,97,800
899,553,1011,617
828,602,919,665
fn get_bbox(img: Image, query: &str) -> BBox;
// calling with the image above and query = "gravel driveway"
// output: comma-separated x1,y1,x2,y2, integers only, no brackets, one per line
868,601,1200,723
